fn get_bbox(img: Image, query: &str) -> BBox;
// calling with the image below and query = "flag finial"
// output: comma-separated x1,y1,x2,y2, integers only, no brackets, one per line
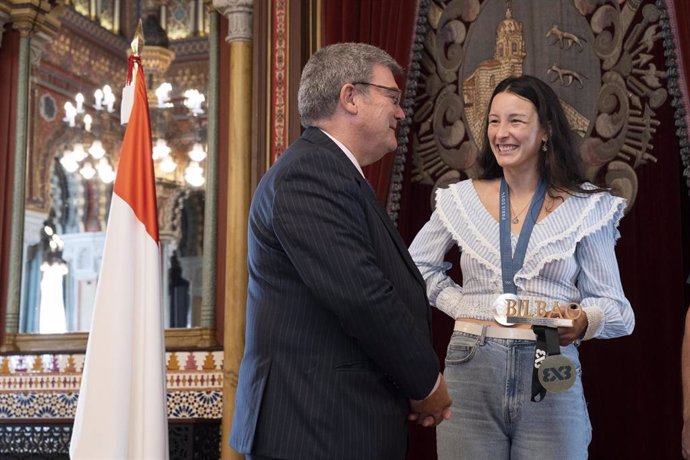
131,19,145,57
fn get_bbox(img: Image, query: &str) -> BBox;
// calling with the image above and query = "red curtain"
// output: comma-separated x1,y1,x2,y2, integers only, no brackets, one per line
398,2,690,460
0,27,20,346
322,1,690,459
322,0,419,204
581,2,690,458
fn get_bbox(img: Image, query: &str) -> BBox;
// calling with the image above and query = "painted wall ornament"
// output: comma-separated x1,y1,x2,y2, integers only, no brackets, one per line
412,0,668,210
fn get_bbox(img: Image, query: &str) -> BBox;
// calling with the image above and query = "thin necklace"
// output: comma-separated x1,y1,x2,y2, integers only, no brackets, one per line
509,191,534,224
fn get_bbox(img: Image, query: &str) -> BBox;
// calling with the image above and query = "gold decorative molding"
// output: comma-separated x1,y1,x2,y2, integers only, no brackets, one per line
269,0,288,163
28,30,53,67
140,45,176,77
0,328,219,354
8,0,61,39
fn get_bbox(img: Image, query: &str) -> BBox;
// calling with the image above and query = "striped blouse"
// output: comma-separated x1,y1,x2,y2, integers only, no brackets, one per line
409,179,635,341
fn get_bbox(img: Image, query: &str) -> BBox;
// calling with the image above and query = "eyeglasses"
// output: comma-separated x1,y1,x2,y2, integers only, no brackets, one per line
352,81,402,106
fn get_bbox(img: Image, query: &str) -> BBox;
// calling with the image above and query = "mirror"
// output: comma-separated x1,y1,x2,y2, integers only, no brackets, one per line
3,1,218,351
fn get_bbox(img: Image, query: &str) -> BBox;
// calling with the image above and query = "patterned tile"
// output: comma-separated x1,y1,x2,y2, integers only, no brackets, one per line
0,351,224,420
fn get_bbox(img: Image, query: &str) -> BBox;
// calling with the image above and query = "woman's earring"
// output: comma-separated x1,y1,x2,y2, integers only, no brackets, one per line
541,139,548,152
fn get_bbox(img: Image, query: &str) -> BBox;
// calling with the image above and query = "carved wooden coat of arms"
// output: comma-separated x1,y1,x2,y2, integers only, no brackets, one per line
412,0,668,210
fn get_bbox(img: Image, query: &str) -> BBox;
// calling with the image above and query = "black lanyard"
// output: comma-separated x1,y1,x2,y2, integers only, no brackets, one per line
531,326,562,401
498,177,548,294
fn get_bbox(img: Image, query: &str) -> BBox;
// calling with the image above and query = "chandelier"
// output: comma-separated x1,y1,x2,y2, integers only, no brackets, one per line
59,84,118,184
59,81,207,187
58,3,207,189
150,83,207,187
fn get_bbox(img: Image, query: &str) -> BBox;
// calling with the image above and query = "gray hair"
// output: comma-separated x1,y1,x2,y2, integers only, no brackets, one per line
297,42,402,127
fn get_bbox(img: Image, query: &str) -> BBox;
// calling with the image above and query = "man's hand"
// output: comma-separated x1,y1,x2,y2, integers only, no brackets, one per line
408,374,452,427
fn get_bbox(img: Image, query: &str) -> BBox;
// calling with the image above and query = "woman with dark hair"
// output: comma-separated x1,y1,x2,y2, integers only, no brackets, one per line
410,74,635,459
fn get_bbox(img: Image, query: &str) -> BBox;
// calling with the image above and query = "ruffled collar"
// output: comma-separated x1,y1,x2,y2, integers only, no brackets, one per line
435,179,626,285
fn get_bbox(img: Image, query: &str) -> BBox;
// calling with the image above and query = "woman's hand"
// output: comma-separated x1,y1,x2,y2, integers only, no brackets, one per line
550,306,588,346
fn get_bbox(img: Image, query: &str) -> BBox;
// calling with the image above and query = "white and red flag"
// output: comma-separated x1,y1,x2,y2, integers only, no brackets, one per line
70,58,169,459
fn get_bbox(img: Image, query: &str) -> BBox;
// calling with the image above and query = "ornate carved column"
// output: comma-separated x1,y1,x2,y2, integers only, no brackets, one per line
28,30,51,67
211,1,252,459
3,0,60,347
201,1,219,331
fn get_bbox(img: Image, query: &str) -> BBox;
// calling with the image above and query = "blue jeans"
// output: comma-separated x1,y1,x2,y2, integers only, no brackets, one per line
437,331,592,460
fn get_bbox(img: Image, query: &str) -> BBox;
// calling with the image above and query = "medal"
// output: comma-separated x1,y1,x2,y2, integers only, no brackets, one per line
531,326,576,401
537,354,576,392
493,293,518,326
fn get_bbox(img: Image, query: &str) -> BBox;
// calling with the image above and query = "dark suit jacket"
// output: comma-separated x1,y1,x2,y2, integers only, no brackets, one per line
230,127,440,460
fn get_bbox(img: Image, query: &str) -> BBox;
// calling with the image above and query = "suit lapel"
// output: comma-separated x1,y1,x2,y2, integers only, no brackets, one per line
302,128,428,294
358,176,427,291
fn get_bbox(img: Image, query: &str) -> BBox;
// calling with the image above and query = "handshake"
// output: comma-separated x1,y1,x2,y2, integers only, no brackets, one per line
408,374,452,427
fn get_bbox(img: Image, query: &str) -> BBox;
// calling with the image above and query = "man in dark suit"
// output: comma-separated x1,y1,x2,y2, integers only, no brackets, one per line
230,42,452,460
